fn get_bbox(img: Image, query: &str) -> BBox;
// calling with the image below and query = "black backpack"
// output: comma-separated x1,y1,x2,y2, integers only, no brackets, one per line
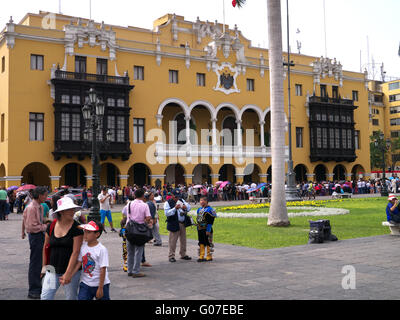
308,220,338,244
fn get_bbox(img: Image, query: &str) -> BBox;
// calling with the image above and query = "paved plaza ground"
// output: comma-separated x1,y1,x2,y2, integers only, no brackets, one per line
1,196,400,300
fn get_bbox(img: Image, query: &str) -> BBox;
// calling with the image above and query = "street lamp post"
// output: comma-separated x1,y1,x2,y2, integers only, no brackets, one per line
375,132,390,197
284,0,302,201
82,87,105,222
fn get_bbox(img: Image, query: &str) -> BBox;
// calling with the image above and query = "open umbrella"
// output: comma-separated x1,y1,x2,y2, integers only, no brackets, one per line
7,186,18,191
215,181,224,185
256,183,267,189
219,181,230,189
193,185,203,188
16,184,36,192
246,187,258,193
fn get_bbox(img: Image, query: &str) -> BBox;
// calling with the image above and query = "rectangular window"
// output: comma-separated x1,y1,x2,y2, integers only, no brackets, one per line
133,118,145,143
372,119,379,126
347,129,353,149
390,106,400,114
107,98,115,107
96,58,107,75
169,70,179,84
107,116,116,142
329,128,335,149
1,113,4,142
335,129,340,149
75,56,87,73
61,113,70,141
1,56,5,73
355,130,360,150
72,95,80,105
117,98,125,107
30,54,44,71
134,66,144,80
29,113,44,141
342,129,347,149
316,128,322,148
117,116,125,142
391,131,400,138
61,94,70,104
320,85,327,98
295,84,302,96
296,127,303,148
390,118,400,126
196,73,206,87
322,128,328,149
246,79,255,91
71,114,81,141
352,90,359,102
389,82,400,91
332,86,339,99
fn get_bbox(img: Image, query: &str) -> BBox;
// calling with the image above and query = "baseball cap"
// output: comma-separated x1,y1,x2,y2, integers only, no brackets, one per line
78,220,100,232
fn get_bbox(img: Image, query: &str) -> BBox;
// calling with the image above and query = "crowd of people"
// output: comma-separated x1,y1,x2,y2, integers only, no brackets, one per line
19,184,217,300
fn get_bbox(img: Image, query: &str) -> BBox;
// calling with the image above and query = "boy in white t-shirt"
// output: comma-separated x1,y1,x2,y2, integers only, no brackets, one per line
73,220,111,300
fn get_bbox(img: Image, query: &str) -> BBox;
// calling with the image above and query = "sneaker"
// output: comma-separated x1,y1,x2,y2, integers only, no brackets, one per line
127,273,133,277
111,228,117,232
169,257,176,263
180,255,192,260
197,258,206,262
132,273,146,278
103,229,107,234
153,243,162,247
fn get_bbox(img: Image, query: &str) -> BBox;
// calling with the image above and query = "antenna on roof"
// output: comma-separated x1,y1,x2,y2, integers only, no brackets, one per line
89,0,92,20
59,0,62,14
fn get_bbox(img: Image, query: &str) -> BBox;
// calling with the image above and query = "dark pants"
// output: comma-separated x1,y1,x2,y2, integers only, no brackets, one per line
78,282,110,300
0,200,6,220
28,232,44,296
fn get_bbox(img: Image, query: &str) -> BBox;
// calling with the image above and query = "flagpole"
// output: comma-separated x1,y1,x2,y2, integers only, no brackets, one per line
222,0,226,33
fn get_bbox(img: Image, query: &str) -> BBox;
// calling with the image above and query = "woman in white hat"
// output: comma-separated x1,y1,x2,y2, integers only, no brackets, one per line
40,196,84,300
386,194,400,224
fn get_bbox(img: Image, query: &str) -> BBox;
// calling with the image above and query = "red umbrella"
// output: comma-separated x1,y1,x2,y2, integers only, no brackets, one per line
17,184,36,192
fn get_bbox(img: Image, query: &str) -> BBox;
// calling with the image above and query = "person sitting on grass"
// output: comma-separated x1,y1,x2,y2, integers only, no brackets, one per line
386,194,400,224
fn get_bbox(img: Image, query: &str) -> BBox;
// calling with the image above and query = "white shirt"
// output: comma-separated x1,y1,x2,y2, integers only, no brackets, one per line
78,242,110,287
98,193,111,211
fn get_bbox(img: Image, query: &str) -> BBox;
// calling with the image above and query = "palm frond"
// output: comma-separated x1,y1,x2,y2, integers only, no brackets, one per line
236,0,246,8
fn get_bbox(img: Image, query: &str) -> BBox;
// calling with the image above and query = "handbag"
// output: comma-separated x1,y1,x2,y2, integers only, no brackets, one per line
183,214,194,228
125,202,153,246
44,219,57,266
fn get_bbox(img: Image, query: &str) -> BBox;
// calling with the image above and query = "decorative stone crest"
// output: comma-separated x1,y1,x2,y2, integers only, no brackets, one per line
213,62,240,95
64,19,117,60
312,56,343,87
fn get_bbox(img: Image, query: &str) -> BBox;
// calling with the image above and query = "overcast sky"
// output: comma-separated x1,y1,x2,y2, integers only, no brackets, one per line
2,0,400,80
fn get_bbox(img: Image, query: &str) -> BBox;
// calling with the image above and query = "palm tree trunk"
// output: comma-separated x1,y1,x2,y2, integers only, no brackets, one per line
267,0,290,226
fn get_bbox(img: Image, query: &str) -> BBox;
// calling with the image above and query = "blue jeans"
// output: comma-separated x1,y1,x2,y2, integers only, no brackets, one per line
82,199,88,209
28,232,44,296
78,282,110,300
100,210,112,225
40,270,81,300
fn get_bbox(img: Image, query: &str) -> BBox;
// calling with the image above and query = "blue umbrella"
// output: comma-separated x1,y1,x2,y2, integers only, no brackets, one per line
256,183,267,189
246,187,258,193
7,186,18,191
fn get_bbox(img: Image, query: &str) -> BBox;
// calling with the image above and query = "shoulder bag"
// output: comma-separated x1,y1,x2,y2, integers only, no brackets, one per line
125,202,153,246
44,219,57,266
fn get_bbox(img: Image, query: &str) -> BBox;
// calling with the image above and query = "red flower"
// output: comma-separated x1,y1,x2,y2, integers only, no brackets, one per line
232,0,237,7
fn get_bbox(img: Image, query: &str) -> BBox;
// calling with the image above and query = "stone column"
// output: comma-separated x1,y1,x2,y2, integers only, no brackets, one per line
4,176,22,189
183,174,194,186
185,116,191,145
259,121,265,147
346,173,353,181
119,175,129,188
211,118,217,147
235,174,245,184
149,174,166,188
49,176,61,192
327,173,335,181
210,173,220,185
306,173,316,182
236,120,242,147
85,175,93,189
259,173,268,183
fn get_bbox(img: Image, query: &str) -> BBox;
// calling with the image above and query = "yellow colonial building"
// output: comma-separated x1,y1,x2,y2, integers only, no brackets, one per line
0,11,371,190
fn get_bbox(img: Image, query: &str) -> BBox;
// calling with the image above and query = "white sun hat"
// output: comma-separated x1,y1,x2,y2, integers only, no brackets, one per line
53,196,82,214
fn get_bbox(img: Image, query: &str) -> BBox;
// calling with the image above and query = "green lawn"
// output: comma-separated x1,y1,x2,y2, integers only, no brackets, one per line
104,197,390,250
